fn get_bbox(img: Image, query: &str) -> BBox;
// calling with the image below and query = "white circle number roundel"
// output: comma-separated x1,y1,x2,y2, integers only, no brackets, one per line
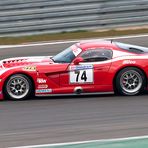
69,65,94,83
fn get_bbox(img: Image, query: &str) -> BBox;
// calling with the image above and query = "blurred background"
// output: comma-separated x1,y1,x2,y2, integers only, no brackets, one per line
1,1,148,147
0,0,148,37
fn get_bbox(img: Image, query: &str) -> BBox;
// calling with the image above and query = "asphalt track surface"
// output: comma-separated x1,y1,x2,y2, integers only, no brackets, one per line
1,35,148,147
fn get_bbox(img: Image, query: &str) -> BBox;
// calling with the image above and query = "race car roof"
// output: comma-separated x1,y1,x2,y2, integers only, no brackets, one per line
76,40,148,54
77,40,113,50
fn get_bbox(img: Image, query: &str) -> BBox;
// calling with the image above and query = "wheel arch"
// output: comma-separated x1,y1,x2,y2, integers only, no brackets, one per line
113,66,147,93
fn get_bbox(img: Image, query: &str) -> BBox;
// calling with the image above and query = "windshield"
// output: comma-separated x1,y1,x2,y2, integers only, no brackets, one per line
52,46,82,63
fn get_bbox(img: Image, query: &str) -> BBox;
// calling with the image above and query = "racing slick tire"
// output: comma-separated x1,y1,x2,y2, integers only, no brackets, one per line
115,67,146,96
4,74,33,100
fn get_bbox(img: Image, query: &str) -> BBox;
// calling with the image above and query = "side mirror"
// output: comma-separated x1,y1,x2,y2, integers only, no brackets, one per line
73,57,84,65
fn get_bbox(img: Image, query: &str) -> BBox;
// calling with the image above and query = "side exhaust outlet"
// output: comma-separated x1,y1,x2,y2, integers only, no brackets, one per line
74,87,83,94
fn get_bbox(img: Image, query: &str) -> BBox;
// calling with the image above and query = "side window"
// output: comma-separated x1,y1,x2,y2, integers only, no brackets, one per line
80,49,112,62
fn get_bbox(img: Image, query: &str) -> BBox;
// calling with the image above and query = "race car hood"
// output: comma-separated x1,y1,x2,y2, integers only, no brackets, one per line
1,56,54,68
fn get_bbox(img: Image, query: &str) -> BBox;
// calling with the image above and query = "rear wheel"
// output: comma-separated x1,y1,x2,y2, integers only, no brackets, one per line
4,74,33,100
115,67,146,96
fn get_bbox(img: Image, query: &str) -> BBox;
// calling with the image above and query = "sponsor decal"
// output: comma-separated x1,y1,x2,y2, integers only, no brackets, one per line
37,78,47,83
36,89,52,93
38,84,48,89
23,66,36,71
70,65,93,71
72,48,82,56
123,60,136,64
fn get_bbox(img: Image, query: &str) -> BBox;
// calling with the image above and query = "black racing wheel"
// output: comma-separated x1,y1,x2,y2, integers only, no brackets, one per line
4,74,33,100
115,67,146,96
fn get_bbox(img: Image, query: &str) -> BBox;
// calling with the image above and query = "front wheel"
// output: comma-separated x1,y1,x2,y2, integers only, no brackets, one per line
4,74,33,100
115,67,146,96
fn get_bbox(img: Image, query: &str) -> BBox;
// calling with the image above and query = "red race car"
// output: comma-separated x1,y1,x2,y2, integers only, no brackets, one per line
0,40,148,100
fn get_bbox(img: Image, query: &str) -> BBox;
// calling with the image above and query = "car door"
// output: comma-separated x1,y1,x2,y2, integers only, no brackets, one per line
60,48,112,87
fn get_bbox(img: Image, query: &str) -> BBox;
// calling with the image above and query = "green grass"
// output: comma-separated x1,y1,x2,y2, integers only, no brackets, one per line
1,28,148,45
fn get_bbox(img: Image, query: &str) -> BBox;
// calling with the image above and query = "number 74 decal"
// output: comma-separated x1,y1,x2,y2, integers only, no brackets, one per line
69,65,94,83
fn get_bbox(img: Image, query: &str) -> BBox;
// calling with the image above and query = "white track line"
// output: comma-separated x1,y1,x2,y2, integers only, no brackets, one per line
1,34,148,49
10,135,148,148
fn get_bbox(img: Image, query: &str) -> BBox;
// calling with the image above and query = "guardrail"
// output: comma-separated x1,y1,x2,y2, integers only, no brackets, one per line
0,0,148,37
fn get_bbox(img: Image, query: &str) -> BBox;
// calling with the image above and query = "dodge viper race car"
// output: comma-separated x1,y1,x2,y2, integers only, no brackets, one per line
0,40,148,100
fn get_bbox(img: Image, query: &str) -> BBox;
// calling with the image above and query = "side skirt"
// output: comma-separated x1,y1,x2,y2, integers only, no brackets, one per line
35,92,114,97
